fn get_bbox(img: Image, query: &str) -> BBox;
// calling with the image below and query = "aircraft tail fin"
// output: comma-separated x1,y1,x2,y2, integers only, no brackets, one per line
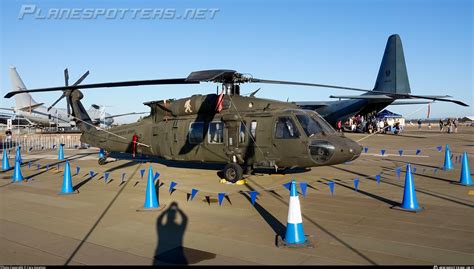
9,67,40,110
372,34,411,94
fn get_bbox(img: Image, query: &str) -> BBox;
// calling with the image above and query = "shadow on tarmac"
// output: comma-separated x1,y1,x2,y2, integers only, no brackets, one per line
153,202,216,265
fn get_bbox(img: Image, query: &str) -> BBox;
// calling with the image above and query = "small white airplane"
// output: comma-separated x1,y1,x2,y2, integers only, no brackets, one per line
1,67,146,128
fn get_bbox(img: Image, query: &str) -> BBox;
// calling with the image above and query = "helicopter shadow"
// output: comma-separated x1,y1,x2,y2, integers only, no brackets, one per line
241,184,286,246
108,151,225,170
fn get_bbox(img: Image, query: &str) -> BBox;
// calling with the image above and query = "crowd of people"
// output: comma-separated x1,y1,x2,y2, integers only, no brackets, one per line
335,114,461,135
438,118,458,133
336,115,402,134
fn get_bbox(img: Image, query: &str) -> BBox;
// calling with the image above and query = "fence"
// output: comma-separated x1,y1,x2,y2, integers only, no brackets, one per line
1,134,82,152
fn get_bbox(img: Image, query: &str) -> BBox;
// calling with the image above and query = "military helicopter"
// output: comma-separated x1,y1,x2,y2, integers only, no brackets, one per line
5,69,363,182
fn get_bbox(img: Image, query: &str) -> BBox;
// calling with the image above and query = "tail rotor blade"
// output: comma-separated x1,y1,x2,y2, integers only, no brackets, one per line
47,93,66,111
72,70,90,86
64,69,69,87
66,98,71,116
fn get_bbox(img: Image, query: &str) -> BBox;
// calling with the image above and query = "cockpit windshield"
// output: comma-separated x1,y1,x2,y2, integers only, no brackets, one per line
296,111,336,136
295,114,323,137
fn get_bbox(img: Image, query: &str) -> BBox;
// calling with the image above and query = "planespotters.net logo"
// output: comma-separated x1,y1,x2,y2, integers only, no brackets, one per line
18,4,220,20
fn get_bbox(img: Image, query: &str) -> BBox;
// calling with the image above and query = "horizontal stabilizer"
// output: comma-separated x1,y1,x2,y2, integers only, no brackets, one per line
393,93,469,107
409,95,451,99
32,109,72,124
17,103,45,111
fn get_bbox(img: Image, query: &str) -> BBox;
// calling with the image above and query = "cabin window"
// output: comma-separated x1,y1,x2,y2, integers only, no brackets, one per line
296,114,323,137
275,116,300,139
239,121,246,144
188,122,204,144
208,122,224,144
250,120,257,141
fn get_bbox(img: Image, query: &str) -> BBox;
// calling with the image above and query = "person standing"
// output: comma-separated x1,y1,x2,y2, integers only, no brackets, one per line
337,120,342,132
439,119,444,132
5,129,12,148
446,118,453,134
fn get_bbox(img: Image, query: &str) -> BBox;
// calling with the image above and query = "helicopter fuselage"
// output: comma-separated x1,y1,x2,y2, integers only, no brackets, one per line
81,94,362,170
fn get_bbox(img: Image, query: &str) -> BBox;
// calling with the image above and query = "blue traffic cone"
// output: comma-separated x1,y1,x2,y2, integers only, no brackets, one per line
60,161,77,194
2,150,10,171
12,158,24,183
15,146,22,164
458,152,472,186
138,166,164,211
58,144,64,160
443,144,453,170
394,164,423,212
99,148,105,158
284,180,308,245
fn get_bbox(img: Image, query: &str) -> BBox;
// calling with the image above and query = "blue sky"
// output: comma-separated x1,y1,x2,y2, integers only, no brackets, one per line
1,0,472,123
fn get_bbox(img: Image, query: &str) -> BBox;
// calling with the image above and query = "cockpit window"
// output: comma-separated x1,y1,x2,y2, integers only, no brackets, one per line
275,117,300,139
296,114,323,137
314,114,336,134
303,110,336,134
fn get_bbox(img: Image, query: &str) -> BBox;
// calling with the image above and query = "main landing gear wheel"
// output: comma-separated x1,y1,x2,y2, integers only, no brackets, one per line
223,163,243,183
98,157,107,165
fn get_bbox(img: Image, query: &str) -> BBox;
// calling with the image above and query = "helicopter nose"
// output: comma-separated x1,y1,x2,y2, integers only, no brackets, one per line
308,138,362,165
347,140,363,160
332,138,362,163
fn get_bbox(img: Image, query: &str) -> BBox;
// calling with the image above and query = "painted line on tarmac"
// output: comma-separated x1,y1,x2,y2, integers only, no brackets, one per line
361,153,430,158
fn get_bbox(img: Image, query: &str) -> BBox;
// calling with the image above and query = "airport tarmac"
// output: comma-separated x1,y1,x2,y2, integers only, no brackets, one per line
1,126,473,265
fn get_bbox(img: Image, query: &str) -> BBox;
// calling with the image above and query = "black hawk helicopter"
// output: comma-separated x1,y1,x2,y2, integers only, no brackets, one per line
5,69,363,182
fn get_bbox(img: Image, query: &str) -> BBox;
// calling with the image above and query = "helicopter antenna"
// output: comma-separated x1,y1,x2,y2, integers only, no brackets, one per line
249,88,260,97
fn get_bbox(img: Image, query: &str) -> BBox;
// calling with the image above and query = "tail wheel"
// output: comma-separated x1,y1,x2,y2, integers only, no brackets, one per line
223,163,243,183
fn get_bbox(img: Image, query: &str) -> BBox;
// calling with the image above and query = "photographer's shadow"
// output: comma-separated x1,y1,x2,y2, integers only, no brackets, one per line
154,202,188,265
153,202,216,265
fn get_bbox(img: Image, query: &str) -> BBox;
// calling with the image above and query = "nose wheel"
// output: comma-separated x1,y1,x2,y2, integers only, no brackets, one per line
222,163,243,183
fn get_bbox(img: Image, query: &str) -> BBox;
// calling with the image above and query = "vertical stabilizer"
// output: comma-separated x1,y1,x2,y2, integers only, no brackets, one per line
373,34,411,94
9,67,40,109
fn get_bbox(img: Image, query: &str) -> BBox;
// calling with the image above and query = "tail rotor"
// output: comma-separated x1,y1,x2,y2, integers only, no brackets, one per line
47,68,90,116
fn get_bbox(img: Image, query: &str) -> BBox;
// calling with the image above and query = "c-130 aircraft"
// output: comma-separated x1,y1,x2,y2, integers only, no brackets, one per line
295,34,468,126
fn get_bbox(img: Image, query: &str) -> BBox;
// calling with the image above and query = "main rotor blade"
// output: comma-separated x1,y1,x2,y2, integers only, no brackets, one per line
250,78,468,106
104,111,149,119
4,78,199,98
249,78,370,93
72,70,90,86
47,93,66,111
